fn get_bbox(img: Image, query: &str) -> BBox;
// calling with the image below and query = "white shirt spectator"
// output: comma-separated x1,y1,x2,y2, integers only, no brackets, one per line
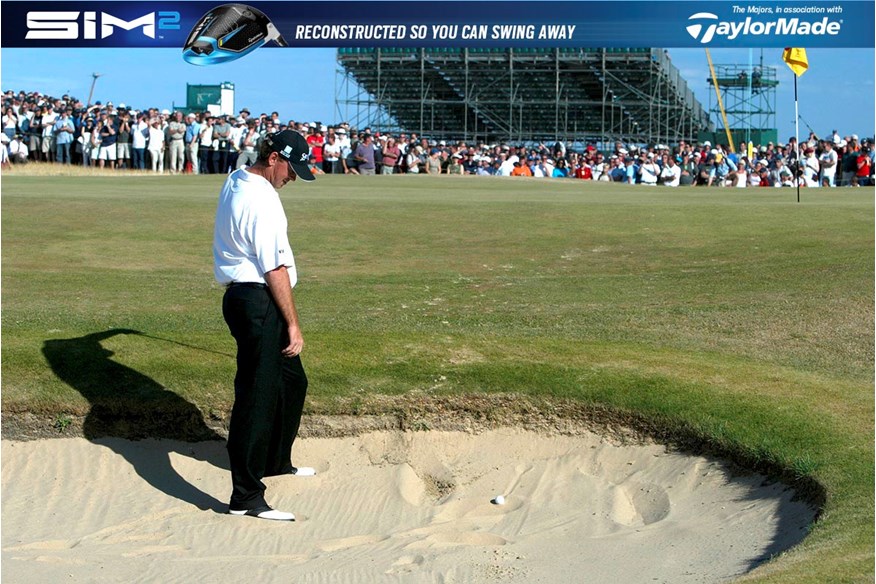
335,133,351,151
749,169,762,187
803,154,821,187
9,137,29,158
660,162,681,187
497,155,518,177
230,123,246,152
640,160,660,185
148,125,165,151
323,140,341,163
818,148,838,184
41,111,57,138
132,119,149,149
404,149,421,173
533,160,554,178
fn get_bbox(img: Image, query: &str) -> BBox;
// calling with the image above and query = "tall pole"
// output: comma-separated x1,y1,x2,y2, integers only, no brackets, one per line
794,74,800,203
86,73,103,108
705,49,735,153
781,47,808,201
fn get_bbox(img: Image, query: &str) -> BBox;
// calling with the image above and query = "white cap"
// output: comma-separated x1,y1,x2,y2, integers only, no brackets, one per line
161,109,171,115
703,140,712,146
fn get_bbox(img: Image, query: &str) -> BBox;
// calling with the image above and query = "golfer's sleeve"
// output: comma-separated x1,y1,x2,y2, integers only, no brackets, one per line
251,201,296,285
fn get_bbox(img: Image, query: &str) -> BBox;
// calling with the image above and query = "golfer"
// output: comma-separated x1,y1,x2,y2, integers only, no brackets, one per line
212,129,316,521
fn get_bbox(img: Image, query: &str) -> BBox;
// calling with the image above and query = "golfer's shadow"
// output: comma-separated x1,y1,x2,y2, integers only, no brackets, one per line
42,329,229,513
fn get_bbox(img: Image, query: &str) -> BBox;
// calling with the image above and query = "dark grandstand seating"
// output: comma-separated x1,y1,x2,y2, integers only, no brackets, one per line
337,48,713,144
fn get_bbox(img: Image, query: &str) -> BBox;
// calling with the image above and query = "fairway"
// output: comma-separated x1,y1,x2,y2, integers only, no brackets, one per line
1,173,873,582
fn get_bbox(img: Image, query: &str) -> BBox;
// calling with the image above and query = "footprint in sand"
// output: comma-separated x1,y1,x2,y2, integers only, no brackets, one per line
318,534,389,553
409,530,507,547
609,481,671,526
386,554,425,575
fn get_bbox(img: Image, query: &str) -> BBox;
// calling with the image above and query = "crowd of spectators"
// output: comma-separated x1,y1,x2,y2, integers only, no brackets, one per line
1,89,873,187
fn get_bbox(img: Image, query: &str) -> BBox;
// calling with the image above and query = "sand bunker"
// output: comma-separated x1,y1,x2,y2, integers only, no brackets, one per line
2,428,815,583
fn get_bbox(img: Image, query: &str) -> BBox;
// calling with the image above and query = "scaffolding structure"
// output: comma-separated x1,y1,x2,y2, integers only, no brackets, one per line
335,48,713,146
706,62,779,146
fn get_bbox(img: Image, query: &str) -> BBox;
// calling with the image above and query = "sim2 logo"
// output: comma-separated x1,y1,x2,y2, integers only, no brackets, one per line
25,11,181,40
685,11,841,44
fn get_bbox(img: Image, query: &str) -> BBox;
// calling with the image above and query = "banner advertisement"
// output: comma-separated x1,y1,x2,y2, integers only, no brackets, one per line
3,1,873,48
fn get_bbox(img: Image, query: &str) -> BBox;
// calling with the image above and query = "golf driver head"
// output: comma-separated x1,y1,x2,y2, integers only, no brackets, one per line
183,3,288,66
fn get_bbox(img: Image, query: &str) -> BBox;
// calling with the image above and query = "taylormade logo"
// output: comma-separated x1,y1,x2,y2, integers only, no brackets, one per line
686,12,841,44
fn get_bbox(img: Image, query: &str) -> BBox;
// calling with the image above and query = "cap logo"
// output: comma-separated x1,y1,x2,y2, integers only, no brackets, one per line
282,145,293,157
300,153,308,162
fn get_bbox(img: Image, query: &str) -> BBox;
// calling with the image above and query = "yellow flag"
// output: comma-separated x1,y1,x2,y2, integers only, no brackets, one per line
782,48,809,76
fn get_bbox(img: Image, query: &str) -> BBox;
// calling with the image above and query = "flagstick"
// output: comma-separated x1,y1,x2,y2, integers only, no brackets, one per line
794,73,800,203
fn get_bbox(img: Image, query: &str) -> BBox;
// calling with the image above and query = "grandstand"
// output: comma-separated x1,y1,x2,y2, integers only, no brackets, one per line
335,48,713,146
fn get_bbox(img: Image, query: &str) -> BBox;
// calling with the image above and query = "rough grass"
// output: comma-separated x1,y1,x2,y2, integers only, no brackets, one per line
1,168,873,583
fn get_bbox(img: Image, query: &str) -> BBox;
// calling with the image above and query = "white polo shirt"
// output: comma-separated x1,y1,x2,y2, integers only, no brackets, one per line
660,163,681,187
213,168,297,287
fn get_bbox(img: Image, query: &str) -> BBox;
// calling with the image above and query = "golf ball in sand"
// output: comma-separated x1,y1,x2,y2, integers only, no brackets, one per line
492,495,506,505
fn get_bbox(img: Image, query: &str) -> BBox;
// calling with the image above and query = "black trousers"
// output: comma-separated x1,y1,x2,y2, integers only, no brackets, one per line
213,150,229,175
199,146,212,174
222,284,308,510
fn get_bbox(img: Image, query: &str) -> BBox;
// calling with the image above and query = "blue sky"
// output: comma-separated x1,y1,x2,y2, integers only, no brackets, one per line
2,46,873,141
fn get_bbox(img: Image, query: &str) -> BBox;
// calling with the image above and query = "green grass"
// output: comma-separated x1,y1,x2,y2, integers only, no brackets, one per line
1,173,873,582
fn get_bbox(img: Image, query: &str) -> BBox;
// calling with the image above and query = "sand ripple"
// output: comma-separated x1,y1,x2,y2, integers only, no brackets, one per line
2,429,815,583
